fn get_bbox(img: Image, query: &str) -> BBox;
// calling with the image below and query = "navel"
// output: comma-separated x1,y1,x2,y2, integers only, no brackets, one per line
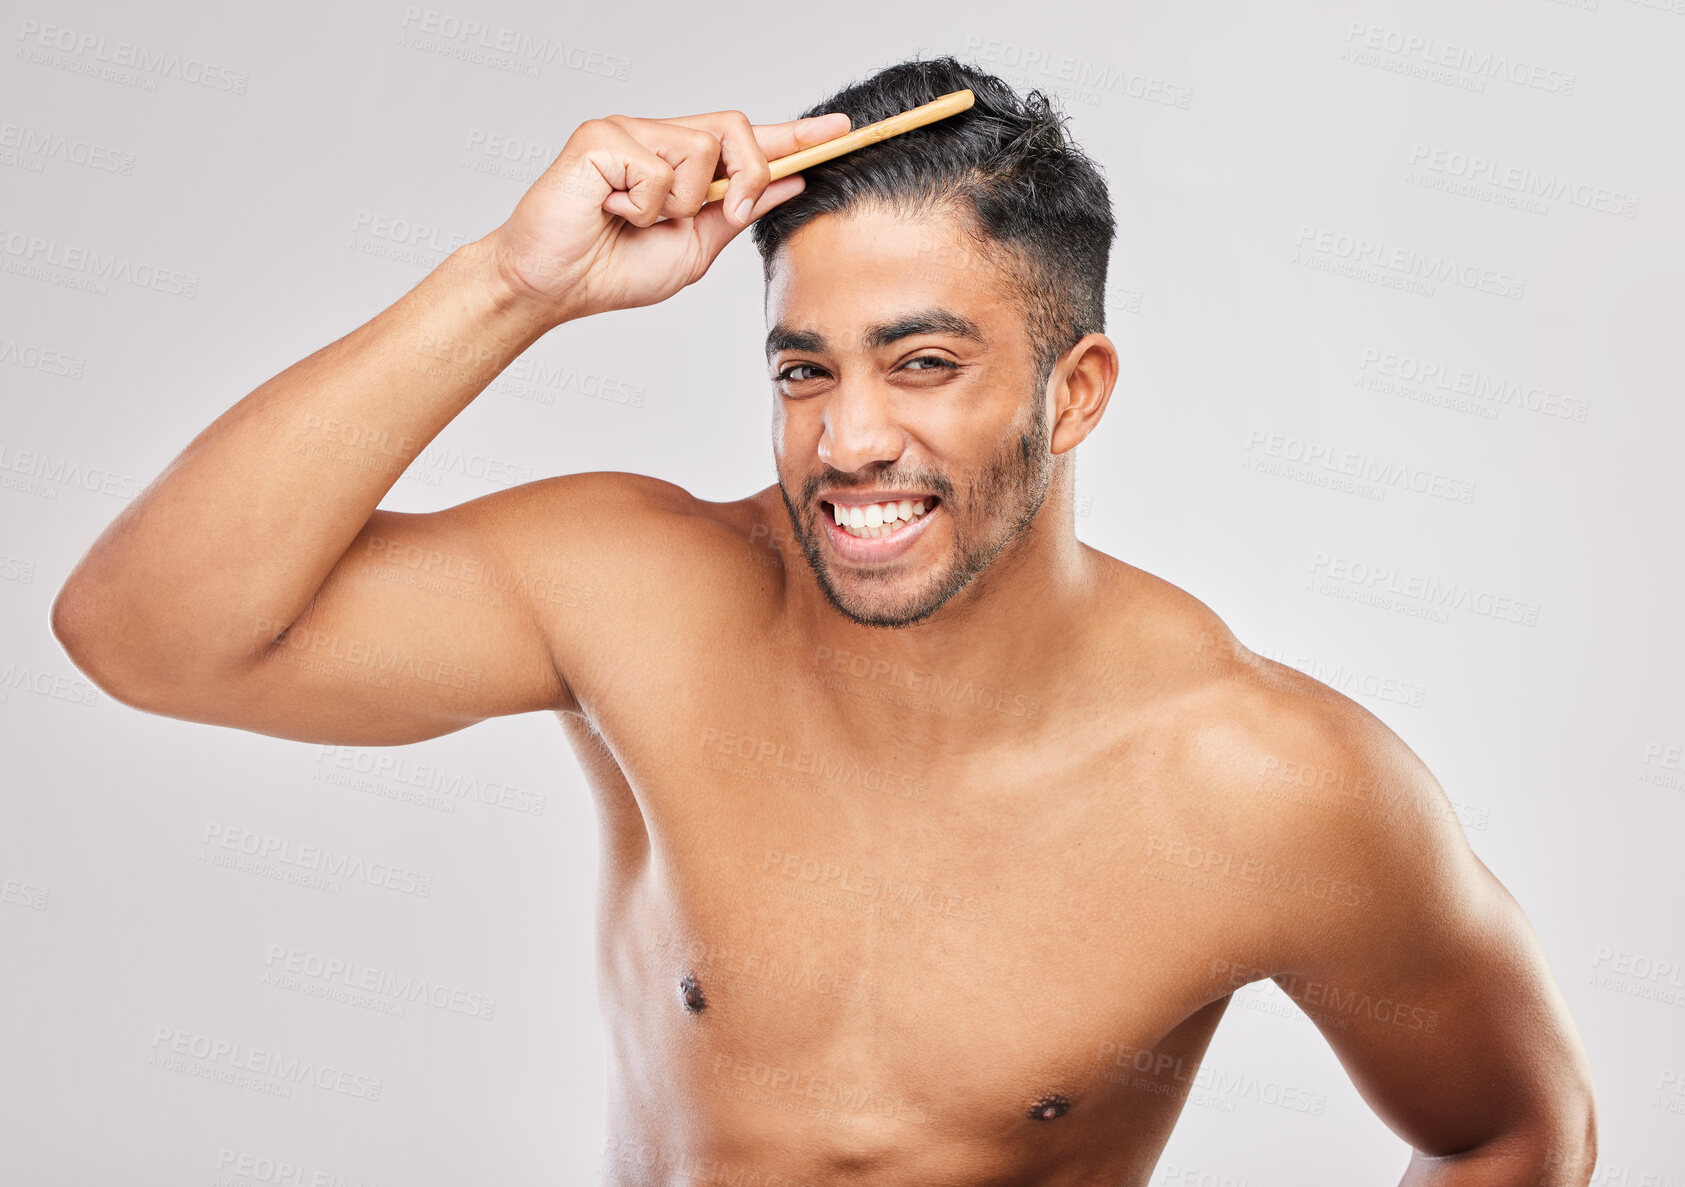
678,973,708,1014
1027,1093,1070,1121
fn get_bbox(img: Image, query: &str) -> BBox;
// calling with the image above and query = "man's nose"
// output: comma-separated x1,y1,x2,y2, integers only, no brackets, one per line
818,382,905,474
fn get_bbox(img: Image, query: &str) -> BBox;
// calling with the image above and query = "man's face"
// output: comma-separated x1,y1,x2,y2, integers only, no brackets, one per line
765,204,1056,629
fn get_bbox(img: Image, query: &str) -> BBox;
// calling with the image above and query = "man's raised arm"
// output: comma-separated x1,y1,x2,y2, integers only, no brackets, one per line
49,107,851,745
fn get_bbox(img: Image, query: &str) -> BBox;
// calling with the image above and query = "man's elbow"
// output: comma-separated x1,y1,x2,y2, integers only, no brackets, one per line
1411,1082,1597,1186
1536,1042,1600,1185
1538,1088,1598,1187
51,578,105,683
51,577,169,713
1491,1086,1598,1187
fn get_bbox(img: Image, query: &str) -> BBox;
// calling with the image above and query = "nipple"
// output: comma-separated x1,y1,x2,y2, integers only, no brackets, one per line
678,973,707,1014
1027,1093,1070,1121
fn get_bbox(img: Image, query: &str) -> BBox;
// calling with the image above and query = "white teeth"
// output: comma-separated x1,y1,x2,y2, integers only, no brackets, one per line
830,497,935,539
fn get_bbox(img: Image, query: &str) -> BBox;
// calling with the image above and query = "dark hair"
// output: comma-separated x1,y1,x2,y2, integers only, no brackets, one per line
751,54,1116,392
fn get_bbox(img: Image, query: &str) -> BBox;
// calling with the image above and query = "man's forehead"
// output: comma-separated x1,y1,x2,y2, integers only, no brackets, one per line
763,206,1014,358
768,204,1007,290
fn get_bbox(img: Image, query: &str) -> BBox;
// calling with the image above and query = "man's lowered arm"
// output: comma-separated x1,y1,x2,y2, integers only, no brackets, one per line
1257,706,1597,1185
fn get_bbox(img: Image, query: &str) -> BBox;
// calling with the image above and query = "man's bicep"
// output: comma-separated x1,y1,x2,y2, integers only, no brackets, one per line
186,491,581,745
1269,749,1592,1160
1276,862,1563,1152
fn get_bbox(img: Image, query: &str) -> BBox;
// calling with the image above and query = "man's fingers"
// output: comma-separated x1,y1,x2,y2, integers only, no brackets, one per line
588,109,850,231
713,112,773,226
692,174,805,263
661,110,851,164
660,111,852,222
752,112,853,162
587,142,675,227
600,114,721,218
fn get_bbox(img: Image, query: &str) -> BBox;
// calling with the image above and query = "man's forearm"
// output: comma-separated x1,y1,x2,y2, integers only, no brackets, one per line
52,238,560,694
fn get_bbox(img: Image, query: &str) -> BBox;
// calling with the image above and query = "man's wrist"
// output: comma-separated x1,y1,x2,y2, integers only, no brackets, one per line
452,233,578,335
389,239,563,389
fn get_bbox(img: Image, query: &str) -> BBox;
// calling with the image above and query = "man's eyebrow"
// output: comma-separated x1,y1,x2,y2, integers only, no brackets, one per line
764,308,989,359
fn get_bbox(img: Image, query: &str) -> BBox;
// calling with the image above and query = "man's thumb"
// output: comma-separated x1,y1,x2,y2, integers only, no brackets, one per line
694,175,806,264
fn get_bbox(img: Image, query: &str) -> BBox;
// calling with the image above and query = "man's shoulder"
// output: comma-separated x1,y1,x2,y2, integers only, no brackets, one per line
1081,551,1337,727
490,471,775,568
501,469,715,523
463,473,785,709
1093,560,1472,934
1085,553,1418,782
473,472,791,663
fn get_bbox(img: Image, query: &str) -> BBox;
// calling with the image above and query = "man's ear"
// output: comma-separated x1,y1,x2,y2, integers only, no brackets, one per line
1048,334,1119,456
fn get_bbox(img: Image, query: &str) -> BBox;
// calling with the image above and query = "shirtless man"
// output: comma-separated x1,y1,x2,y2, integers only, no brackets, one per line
51,58,1595,1186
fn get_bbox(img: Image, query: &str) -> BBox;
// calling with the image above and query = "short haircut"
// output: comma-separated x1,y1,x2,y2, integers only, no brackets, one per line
751,54,1117,392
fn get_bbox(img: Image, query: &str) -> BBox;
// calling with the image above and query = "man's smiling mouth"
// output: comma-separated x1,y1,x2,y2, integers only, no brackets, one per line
822,496,939,539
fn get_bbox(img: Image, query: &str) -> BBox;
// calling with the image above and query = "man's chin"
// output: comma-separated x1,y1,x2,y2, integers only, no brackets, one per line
811,559,959,629
828,596,939,629
777,486,968,627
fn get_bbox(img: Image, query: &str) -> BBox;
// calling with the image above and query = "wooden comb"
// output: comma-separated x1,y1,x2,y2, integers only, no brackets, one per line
704,88,976,205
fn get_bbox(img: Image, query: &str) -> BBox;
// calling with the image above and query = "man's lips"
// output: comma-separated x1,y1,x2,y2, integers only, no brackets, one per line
818,496,941,564
822,490,940,507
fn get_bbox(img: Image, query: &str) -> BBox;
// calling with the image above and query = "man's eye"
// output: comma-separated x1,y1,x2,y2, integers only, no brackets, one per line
774,356,958,383
775,363,825,382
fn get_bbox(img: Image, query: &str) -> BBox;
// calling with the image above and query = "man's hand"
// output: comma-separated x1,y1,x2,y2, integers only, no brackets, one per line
485,109,851,322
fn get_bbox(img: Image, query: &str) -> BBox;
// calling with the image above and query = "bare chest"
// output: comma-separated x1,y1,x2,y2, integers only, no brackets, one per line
562,636,1279,1177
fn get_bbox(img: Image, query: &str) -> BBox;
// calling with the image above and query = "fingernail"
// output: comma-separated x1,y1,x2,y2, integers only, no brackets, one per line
734,197,754,224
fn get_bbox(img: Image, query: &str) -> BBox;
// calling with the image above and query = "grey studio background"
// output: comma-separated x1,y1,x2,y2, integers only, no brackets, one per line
1,0,1681,1183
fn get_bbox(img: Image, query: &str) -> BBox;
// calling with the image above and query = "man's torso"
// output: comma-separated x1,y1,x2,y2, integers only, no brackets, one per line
531,481,1357,1187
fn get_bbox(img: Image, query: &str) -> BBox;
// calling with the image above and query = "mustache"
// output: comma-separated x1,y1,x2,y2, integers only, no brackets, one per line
800,467,957,508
